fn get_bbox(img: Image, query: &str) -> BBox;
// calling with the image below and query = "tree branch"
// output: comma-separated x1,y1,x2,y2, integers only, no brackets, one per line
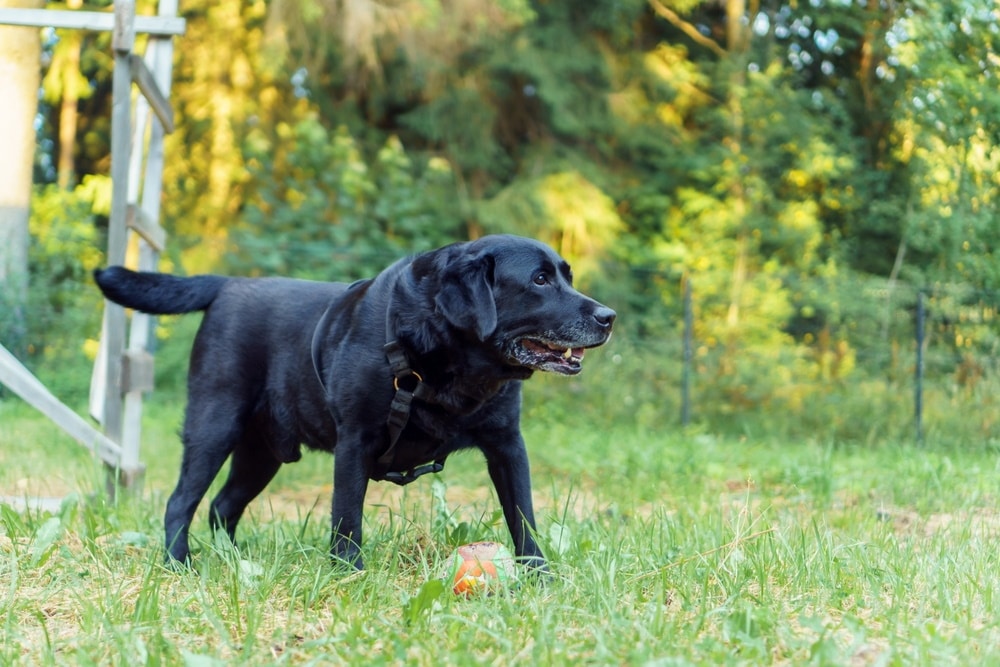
648,0,727,58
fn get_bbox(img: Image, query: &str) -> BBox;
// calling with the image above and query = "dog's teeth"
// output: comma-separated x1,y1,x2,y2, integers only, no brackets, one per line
562,347,572,359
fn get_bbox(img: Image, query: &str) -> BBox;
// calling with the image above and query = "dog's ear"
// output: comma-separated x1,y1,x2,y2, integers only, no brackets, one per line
435,253,497,340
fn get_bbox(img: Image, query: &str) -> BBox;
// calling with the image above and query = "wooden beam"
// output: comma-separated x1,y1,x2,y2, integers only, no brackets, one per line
121,4,179,485
0,345,122,466
101,0,136,446
0,8,185,35
126,204,166,251
112,1,135,54
89,316,108,423
129,53,174,133
121,350,155,394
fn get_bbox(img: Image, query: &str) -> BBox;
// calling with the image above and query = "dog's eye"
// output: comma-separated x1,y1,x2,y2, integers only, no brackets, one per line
532,272,548,286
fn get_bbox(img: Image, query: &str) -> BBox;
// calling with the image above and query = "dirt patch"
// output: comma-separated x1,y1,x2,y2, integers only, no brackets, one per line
244,479,624,526
0,471,633,527
876,505,1000,538
0,476,79,502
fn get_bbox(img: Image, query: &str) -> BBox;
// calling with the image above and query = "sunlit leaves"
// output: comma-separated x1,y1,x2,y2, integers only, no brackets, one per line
478,171,624,281
890,0,1000,287
231,118,462,281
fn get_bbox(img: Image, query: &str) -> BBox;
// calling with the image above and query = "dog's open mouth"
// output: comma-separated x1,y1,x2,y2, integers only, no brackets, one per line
508,337,587,375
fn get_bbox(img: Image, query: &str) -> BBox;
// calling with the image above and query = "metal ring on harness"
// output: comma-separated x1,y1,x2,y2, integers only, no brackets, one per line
393,370,423,392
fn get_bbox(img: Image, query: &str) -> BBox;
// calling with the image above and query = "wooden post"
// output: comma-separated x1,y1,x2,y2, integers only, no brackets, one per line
0,3,184,498
120,0,178,490
101,0,136,492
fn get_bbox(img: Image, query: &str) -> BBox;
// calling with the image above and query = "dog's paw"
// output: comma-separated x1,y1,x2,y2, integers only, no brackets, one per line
162,552,196,574
330,550,364,573
516,555,551,581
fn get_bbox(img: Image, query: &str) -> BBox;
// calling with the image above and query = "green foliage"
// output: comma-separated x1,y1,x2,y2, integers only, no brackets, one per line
21,180,108,399
478,170,624,279
19,0,1000,433
230,118,463,280
889,0,1000,289
400,87,509,183
485,4,614,143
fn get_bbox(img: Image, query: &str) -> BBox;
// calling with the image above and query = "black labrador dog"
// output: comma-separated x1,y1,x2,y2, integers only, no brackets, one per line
94,235,615,570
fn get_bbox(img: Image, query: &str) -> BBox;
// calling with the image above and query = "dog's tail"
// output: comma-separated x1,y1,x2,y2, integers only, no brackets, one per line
94,266,227,315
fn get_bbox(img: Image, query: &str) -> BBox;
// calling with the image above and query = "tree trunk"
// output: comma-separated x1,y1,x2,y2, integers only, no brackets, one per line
724,0,750,328
57,0,85,189
0,0,43,354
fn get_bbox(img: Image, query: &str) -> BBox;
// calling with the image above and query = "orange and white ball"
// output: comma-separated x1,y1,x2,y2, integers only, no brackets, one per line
443,541,517,596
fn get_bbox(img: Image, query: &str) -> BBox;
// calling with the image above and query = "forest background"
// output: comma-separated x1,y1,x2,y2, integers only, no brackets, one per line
0,0,998,446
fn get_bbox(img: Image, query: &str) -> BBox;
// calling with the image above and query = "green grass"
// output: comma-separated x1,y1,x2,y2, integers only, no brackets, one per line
1,397,999,665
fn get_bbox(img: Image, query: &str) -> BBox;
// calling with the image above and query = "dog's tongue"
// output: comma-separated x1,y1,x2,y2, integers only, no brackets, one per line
571,347,585,361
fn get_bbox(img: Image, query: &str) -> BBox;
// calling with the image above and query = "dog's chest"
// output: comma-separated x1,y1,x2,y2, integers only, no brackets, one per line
384,406,476,471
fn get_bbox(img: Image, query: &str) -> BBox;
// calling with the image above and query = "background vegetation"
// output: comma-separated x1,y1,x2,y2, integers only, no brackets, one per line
8,0,998,444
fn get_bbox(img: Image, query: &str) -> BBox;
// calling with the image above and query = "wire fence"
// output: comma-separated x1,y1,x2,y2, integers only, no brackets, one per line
659,278,1000,444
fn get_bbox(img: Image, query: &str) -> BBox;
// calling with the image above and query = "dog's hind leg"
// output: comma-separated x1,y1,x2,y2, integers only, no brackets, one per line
208,435,282,545
164,400,248,564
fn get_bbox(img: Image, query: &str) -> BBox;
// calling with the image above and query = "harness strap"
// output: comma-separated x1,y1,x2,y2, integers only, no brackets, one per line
378,340,445,485
311,284,445,487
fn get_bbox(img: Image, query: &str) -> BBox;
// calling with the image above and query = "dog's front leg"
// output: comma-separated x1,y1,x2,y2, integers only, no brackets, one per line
330,445,370,570
484,436,548,573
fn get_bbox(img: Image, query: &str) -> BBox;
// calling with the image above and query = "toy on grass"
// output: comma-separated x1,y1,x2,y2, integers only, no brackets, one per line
443,541,517,596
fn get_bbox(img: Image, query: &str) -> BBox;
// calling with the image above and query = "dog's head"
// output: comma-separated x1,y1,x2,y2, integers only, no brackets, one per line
431,235,615,376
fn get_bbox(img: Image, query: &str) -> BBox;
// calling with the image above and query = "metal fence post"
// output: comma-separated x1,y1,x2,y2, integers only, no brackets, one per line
681,276,692,426
914,289,925,445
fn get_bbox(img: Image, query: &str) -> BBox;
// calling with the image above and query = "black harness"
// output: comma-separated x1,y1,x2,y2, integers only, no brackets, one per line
379,338,445,485
311,285,446,487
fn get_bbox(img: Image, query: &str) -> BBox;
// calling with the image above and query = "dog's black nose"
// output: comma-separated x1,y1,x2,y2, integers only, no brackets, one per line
594,306,616,329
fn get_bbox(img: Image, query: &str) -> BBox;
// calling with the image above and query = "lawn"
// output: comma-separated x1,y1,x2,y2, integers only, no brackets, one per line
1,396,998,665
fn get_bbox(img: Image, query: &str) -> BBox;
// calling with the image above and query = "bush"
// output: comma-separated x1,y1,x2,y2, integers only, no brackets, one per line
20,180,108,402
230,118,465,281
